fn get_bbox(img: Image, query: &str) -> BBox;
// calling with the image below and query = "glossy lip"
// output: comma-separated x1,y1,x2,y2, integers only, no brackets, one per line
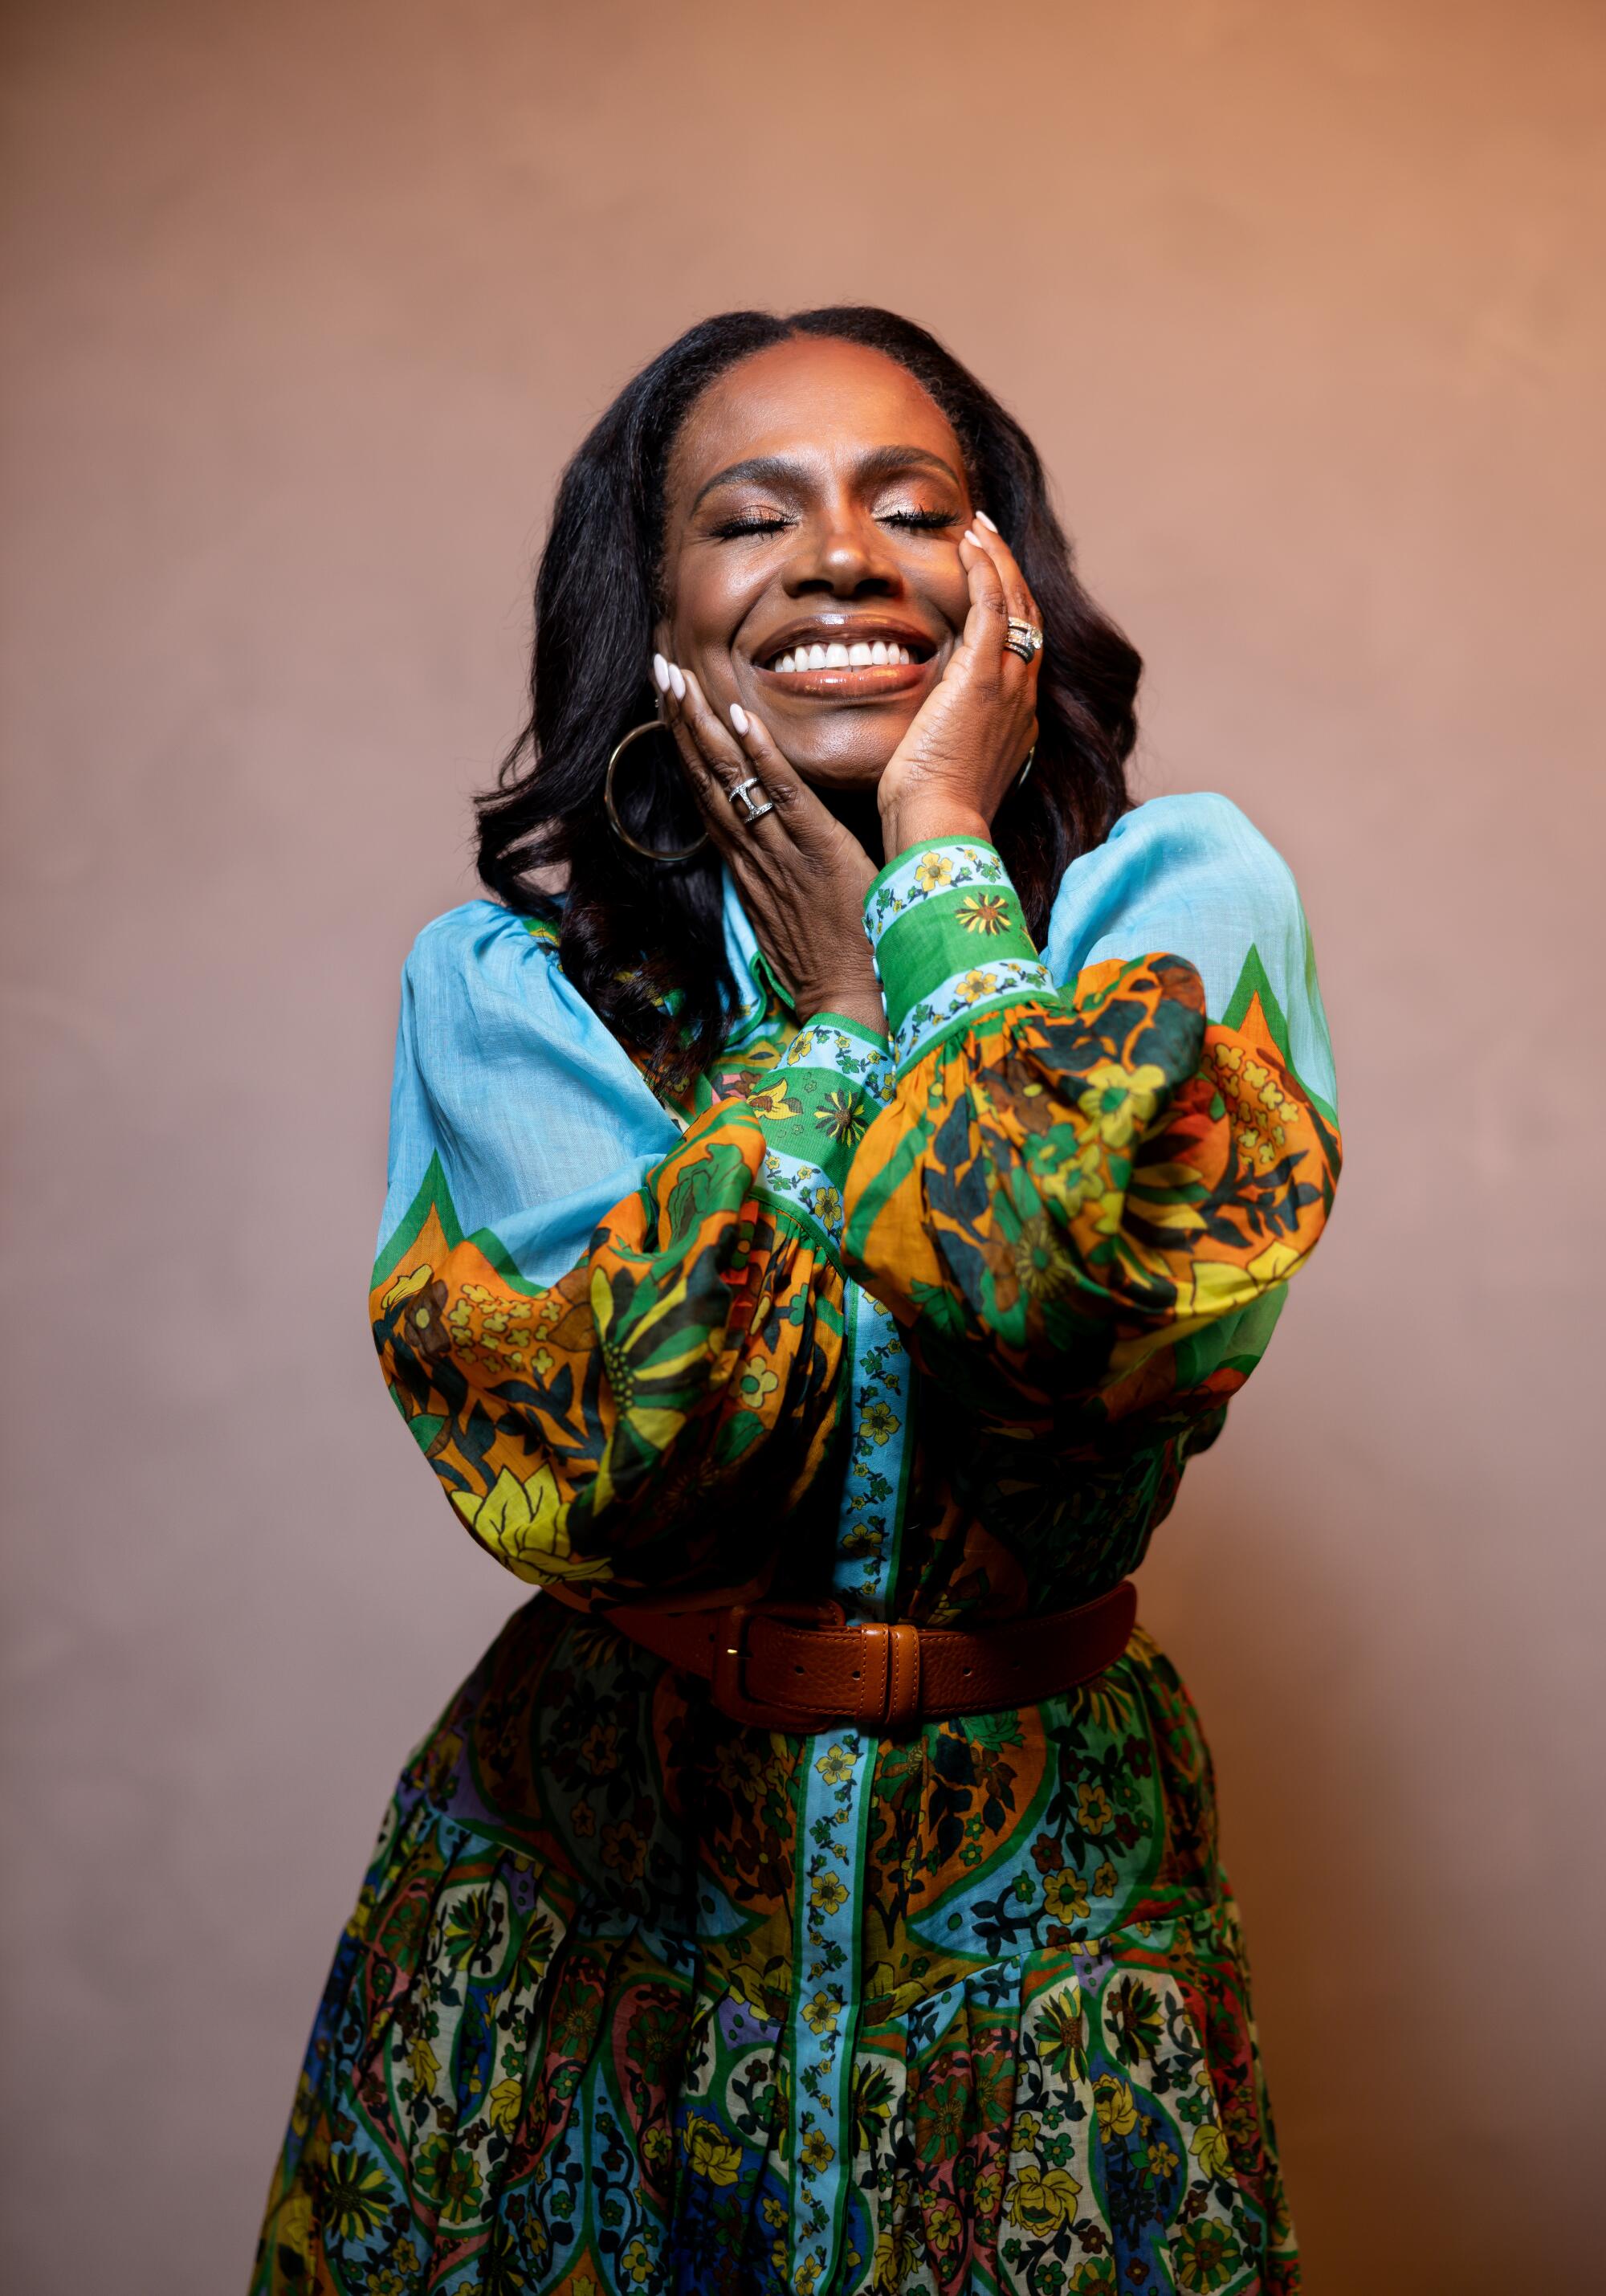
747,610,948,704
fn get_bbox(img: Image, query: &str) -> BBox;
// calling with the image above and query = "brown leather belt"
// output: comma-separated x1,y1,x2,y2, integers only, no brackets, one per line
608,1580,1137,1735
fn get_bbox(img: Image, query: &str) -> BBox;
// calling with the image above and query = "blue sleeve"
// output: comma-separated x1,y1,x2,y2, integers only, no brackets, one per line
377,900,680,1290
1044,792,1338,1121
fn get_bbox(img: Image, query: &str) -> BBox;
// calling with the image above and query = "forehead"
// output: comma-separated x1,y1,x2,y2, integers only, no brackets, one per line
668,336,964,499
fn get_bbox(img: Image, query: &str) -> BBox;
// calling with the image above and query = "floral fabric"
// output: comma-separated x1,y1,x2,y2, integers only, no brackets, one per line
255,794,1339,2296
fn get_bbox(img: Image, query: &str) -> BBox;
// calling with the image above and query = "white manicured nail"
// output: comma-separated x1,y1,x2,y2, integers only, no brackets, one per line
729,702,749,736
962,529,980,545
668,663,687,699
652,651,671,692
976,511,999,532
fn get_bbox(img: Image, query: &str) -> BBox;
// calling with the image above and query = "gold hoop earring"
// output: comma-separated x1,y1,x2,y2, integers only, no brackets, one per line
604,719,709,863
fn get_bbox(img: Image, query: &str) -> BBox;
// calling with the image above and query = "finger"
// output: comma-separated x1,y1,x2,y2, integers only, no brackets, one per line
678,668,795,849
954,528,1012,668
724,703,849,858
968,516,1038,634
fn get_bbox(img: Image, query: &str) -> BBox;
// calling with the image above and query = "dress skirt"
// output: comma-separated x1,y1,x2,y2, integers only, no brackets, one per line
252,1600,1298,2295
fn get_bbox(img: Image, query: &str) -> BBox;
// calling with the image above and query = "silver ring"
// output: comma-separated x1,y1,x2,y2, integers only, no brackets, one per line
1004,618,1043,663
728,775,773,826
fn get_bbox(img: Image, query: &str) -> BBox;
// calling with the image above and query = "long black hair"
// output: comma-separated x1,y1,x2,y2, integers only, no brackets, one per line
475,306,1141,1091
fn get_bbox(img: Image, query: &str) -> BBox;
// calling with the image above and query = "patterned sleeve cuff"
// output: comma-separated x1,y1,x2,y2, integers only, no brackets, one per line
863,838,1054,1071
747,1015,893,1254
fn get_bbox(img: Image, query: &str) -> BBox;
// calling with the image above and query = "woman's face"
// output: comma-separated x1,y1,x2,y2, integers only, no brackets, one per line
657,337,976,792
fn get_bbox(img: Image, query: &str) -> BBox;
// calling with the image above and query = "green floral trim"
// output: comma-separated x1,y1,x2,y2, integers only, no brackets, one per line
746,1010,894,1249
864,839,1051,1070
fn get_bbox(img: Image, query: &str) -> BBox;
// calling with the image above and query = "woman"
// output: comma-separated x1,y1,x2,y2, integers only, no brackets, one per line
255,307,1339,2296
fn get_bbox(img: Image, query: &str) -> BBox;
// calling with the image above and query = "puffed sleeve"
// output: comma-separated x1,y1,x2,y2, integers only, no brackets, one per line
841,797,1340,1434
372,902,893,1606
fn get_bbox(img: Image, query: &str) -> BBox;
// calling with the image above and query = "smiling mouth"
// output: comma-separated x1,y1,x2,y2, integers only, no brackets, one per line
764,636,927,673
752,622,939,700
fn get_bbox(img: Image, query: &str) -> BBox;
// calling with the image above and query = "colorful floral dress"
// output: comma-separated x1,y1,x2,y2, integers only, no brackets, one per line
255,793,1340,2296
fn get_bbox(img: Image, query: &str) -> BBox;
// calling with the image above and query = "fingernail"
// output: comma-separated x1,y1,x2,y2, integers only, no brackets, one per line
668,663,687,700
976,511,999,532
962,529,980,545
652,652,671,692
729,702,749,736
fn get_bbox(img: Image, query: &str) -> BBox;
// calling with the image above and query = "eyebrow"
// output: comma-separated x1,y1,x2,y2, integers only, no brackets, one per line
689,443,964,512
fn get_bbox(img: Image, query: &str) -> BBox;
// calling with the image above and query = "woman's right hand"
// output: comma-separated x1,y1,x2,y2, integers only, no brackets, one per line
655,655,887,1040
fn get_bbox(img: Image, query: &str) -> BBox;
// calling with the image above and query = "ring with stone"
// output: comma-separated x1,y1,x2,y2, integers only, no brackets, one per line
1004,618,1044,663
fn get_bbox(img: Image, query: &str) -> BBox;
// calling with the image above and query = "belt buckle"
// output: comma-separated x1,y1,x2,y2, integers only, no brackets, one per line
711,1600,841,1731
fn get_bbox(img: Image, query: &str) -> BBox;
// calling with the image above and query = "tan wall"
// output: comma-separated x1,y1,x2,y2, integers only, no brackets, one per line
4,1,1602,2285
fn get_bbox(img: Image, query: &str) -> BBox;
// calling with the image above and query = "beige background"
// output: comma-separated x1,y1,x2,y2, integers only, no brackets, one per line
3,1,1603,2286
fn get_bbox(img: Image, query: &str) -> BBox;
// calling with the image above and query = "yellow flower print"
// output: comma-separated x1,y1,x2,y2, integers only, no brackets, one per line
1147,2137,1179,2179
841,1521,883,1556
272,2192,314,2265
1010,1209,1081,1303
801,2127,836,2172
1076,1060,1167,1150
739,1360,781,1405
801,1989,840,2035
1093,2074,1138,2141
450,1466,612,1586
956,892,1012,935
1091,1859,1118,1898
486,2076,521,2138
794,2259,823,2295
1077,1781,1115,1835
642,2123,673,2173
1005,2163,1083,2234
380,1262,435,1313
956,969,1000,1005
1191,2121,1233,2180
1043,1866,1089,1922
620,2237,654,2286
815,1746,856,1786
811,1871,850,1915
914,852,955,892
872,2229,919,2291
815,1087,868,1145
747,1082,800,1122
682,2111,744,2186
860,1399,901,1445
406,2035,441,2093
762,2196,788,2229
1011,2110,1041,2152
1070,2263,1119,2295
925,2195,963,2254
1175,2221,1241,2291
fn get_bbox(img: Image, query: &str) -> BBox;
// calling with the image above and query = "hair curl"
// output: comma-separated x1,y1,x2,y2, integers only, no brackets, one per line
476,306,1140,1090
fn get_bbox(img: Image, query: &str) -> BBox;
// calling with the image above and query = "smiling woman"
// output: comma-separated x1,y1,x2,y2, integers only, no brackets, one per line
252,309,1341,2295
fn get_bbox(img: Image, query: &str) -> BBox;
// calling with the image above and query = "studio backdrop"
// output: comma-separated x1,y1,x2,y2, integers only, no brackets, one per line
3,2,1602,2289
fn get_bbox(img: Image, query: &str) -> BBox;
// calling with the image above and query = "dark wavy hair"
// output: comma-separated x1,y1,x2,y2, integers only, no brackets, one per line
476,307,1141,1090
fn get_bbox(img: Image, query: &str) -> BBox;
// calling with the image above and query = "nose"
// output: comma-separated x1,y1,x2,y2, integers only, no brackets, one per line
784,504,901,599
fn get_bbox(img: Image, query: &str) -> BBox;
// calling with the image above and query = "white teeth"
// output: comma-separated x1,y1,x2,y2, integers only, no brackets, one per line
767,638,921,671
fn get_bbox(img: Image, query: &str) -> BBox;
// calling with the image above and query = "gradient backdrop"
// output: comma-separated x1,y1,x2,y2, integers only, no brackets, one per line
4,2,1603,2287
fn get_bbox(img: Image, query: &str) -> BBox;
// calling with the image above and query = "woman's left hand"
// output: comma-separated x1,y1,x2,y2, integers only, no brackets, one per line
876,517,1041,859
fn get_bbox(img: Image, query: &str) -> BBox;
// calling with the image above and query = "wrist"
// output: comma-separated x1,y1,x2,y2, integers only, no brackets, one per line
879,797,992,860
801,986,887,1040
